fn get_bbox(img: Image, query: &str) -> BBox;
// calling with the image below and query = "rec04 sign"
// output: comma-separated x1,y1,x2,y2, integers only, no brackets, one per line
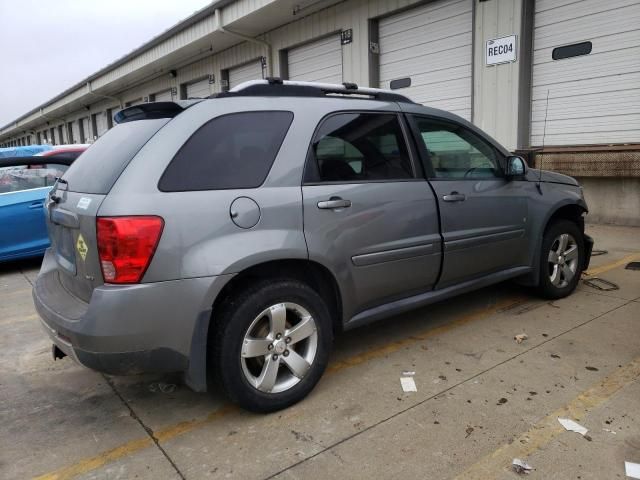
486,35,517,66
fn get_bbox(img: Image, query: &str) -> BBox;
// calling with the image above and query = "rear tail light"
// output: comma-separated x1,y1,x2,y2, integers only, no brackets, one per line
96,216,164,284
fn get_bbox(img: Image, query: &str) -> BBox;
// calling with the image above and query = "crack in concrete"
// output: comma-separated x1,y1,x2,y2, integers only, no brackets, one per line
262,299,636,480
103,375,187,480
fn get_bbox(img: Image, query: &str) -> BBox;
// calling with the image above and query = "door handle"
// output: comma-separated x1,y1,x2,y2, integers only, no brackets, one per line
29,201,44,209
442,192,466,202
317,197,352,210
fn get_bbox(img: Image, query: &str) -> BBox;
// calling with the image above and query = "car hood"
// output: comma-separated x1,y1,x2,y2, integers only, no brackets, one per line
525,169,579,186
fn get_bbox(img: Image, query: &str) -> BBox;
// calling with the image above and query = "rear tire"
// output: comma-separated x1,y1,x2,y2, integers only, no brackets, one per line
210,279,333,413
536,220,584,299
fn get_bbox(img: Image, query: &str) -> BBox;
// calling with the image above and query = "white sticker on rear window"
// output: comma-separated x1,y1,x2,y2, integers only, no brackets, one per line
77,197,91,210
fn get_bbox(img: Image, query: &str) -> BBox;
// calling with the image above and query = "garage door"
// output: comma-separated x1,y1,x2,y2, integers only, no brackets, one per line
71,122,81,144
185,78,210,98
153,89,173,102
378,0,473,120
531,0,640,146
288,34,343,84
229,60,264,89
79,117,89,143
96,111,108,137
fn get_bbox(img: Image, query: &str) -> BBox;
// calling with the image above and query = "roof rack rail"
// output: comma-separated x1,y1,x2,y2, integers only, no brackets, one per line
214,79,416,103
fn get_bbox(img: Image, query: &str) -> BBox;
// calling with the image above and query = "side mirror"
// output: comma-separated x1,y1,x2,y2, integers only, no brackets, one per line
506,155,527,178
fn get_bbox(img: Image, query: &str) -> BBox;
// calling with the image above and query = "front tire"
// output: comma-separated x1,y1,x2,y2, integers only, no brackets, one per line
536,220,584,299
210,279,333,412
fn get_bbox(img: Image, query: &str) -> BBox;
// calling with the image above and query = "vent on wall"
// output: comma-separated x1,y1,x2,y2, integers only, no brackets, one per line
552,41,592,60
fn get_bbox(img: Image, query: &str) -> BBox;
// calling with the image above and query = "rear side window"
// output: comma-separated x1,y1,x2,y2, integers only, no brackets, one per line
159,111,294,191
304,113,413,183
62,118,169,194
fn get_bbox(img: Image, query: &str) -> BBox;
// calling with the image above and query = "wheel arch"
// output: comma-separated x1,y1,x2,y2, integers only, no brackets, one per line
517,200,588,288
211,258,343,334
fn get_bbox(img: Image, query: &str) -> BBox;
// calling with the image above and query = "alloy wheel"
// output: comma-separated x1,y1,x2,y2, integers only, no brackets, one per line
547,233,579,288
240,302,318,394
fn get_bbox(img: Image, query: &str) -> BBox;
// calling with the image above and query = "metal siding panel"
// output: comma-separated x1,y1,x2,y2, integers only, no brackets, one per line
229,60,264,88
531,0,640,145
378,0,473,120
288,34,343,83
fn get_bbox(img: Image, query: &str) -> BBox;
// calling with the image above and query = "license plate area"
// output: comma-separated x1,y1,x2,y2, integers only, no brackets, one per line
53,226,76,275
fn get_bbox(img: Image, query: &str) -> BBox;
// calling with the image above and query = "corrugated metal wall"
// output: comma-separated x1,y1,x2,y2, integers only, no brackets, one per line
531,0,640,146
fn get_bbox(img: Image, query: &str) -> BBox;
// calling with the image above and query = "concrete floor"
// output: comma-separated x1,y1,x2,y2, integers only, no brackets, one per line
1,224,639,480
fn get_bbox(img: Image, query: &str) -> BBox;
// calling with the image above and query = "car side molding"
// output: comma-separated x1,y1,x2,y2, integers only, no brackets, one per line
344,266,532,330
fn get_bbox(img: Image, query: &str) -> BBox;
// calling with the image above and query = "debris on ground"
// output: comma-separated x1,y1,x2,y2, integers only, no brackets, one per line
402,370,415,376
625,261,640,271
602,428,616,434
465,426,474,438
625,461,640,479
585,366,599,371
583,277,619,291
591,249,608,256
497,397,508,405
557,418,588,436
148,382,177,393
512,458,533,474
400,376,417,392
514,333,528,344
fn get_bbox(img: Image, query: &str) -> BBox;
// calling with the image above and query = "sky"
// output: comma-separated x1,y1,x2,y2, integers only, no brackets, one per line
0,0,211,127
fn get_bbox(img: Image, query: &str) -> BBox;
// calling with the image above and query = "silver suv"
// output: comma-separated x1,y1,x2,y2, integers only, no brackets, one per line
34,80,593,412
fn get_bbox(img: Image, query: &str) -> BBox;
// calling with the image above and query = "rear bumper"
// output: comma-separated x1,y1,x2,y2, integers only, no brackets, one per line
33,249,232,381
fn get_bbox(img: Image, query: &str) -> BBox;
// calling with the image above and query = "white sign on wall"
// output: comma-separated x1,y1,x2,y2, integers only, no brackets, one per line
486,35,517,66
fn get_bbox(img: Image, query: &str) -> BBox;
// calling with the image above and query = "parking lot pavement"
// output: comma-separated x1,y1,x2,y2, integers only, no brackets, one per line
1,224,638,480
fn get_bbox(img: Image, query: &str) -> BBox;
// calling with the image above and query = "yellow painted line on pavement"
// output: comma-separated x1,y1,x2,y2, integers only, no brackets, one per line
33,253,637,480
585,252,640,277
454,356,640,480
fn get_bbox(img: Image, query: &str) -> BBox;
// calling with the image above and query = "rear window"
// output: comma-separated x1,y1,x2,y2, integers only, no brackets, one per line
62,118,169,194
158,111,294,192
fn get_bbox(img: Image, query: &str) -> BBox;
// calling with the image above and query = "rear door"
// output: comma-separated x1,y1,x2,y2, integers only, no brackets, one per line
47,118,169,302
302,112,441,320
409,115,528,288
0,163,67,260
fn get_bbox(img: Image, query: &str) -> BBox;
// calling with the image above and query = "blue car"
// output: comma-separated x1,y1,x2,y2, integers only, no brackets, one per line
0,147,86,262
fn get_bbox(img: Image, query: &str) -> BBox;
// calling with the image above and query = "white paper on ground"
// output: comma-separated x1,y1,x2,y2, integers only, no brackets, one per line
626,461,640,479
512,458,532,474
557,418,588,435
400,376,417,392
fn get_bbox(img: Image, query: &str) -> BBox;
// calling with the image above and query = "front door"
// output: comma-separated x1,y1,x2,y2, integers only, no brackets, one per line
302,112,441,320
409,115,528,288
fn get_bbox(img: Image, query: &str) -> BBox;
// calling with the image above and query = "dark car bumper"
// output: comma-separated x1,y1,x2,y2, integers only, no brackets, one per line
583,234,594,272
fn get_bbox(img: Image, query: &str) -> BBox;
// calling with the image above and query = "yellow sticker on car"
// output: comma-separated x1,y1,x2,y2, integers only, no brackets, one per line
76,234,88,261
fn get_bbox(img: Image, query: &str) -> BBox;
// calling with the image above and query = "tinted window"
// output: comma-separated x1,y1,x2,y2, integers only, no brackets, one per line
306,113,413,183
159,111,293,191
62,118,169,194
413,117,502,179
552,41,592,60
0,164,68,194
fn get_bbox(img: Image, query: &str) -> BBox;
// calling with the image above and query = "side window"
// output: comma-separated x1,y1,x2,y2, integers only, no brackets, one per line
159,111,294,191
412,117,502,179
0,164,68,194
306,113,413,183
